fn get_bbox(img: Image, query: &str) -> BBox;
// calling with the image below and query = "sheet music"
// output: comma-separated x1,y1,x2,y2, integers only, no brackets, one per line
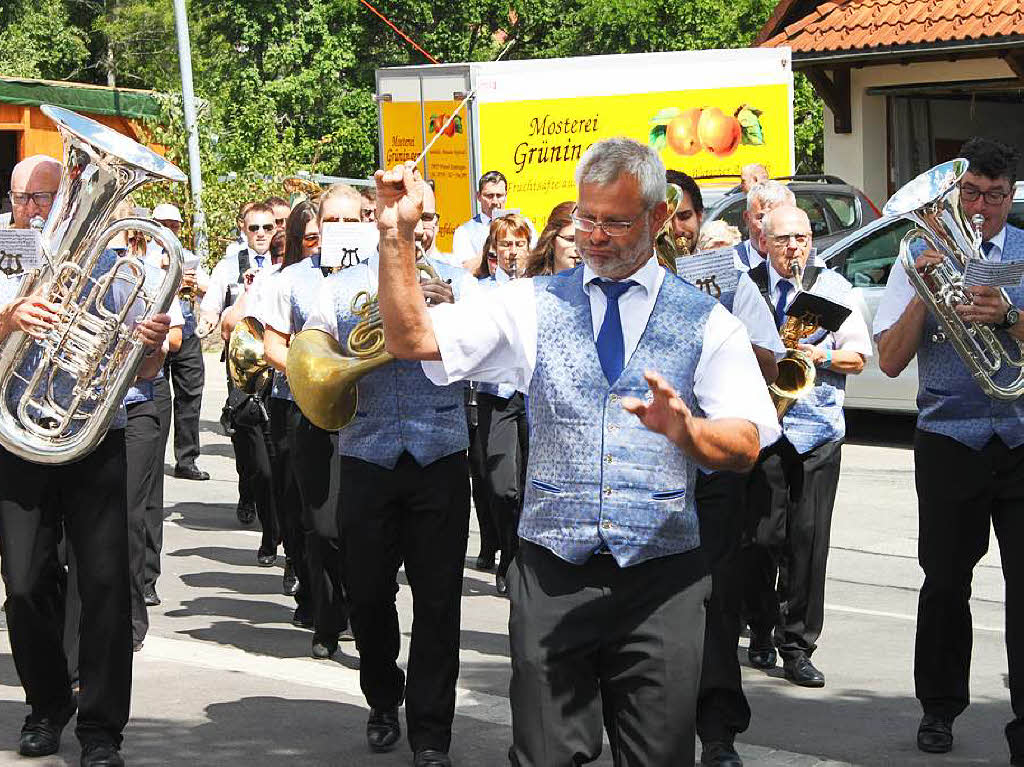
963,259,1024,288
675,247,738,298
0,229,43,277
320,222,379,269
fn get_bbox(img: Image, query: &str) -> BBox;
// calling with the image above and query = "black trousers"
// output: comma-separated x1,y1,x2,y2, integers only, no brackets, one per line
126,397,162,643
164,331,205,469
339,451,470,753
0,432,132,747
467,399,498,558
508,542,710,767
229,393,277,554
269,398,307,605
291,415,348,642
744,436,842,660
477,392,528,577
695,470,751,744
914,430,1024,756
143,377,172,589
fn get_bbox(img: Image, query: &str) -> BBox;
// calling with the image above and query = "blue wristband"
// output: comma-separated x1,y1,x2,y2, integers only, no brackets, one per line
819,349,832,368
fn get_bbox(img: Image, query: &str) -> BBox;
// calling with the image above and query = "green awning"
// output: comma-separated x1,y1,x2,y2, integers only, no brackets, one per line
0,77,162,120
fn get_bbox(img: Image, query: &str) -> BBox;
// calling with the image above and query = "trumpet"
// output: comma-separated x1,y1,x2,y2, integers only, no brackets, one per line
768,258,818,419
288,247,440,431
654,183,687,274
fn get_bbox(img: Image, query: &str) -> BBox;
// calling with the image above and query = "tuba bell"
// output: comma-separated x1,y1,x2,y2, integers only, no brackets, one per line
0,105,186,464
227,315,273,394
884,158,1024,400
288,247,439,431
768,258,818,419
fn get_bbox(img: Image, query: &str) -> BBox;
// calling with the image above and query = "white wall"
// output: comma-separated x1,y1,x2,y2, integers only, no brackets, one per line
821,58,1015,208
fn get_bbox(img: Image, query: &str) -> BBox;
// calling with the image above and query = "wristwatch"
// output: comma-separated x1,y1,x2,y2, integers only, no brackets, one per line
1000,306,1021,330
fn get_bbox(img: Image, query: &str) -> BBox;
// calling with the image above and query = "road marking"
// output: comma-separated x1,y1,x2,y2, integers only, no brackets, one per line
825,603,1003,633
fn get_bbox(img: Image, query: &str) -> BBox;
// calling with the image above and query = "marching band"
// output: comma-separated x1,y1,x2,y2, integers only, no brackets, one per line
0,109,1021,767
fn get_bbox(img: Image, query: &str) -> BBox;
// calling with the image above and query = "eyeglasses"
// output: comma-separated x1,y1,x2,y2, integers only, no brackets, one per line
769,233,810,247
572,209,646,238
321,216,362,224
247,223,275,233
960,184,1011,205
9,191,56,206
302,232,321,244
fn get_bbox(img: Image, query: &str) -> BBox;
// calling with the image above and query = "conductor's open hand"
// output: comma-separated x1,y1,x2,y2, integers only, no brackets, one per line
375,163,424,236
621,370,697,449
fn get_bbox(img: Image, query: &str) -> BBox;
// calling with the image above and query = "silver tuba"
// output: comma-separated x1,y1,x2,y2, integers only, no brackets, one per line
884,158,1024,401
0,105,187,464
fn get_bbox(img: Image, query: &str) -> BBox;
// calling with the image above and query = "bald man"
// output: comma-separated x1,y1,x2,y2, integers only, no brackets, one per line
8,155,62,230
740,164,769,194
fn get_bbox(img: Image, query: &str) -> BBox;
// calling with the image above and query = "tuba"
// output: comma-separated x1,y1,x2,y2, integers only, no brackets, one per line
0,105,186,464
288,247,439,431
884,158,1024,400
227,315,272,394
768,258,818,419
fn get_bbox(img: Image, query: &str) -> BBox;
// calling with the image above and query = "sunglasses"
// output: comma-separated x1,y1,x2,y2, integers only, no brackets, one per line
321,216,362,224
248,224,275,233
302,233,321,244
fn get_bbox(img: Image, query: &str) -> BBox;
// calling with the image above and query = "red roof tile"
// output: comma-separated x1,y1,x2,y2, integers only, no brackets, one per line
761,0,1024,53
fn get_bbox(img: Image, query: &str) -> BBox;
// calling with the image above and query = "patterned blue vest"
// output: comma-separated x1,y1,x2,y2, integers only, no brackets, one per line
328,257,469,469
779,268,856,454
523,266,715,567
916,224,1024,450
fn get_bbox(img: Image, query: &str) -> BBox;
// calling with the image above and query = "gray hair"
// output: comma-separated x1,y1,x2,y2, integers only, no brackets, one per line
746,180,795,212
762,205,809,239
575,137,666,209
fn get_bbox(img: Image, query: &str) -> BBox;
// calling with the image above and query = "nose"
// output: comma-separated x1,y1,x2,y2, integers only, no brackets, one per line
587,226,611,247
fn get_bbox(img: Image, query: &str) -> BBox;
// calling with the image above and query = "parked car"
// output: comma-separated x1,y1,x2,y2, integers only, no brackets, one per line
702,175,882,251
820,182,1024,412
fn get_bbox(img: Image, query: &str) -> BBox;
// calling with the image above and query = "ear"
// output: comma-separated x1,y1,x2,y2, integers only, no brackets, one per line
650,200,670,232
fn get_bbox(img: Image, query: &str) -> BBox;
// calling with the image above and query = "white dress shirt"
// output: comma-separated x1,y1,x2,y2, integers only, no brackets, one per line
199,249,270,317
304,252,480,339
419,254,782,449
144,241,210,292
729,277,786,359
752,259,873,356
730,239,764,272
873,226,1007,339
451,211,538,267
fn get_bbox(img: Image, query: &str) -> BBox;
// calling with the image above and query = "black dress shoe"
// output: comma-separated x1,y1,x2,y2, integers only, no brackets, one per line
475,552,496,571
414,748,452,766
174,464,210,481
282,560,299,596
81,742,125,767
783,656,825,687
142,584,160,607
701,740,743,766
366,706,401,752
917,713,953,754
311,638,337,659
747,631,777,670
257,550,277,567
19,698,76,757
495,574,508,596
236,501,256,526
292,605,314,629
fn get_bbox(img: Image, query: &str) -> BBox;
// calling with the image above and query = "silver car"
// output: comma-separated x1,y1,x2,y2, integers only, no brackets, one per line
821,183,1024,412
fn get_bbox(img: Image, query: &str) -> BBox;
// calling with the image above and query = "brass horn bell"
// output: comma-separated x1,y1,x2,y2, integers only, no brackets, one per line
227,316,273,394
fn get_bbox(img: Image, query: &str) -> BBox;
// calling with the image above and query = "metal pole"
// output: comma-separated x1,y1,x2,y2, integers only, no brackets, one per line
172,0,207,260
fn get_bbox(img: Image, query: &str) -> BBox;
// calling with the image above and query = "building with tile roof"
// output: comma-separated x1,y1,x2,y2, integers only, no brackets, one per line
759,0,1024,207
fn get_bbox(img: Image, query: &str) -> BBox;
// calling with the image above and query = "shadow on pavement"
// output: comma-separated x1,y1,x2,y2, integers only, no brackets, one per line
169,545,271,569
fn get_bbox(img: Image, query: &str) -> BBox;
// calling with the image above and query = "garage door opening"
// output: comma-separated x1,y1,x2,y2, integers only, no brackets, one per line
0,131,18,219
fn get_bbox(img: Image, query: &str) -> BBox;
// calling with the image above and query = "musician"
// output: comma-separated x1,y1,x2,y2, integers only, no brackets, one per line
302,207,477,767
267,195,291,235
874,137,1024,761
740,163,768,194
452,171,536,270
0,266,171,767
6,155,61,231
731,181,795,273
200,202,275,530
261,188,362,655
361,186,377,223
143,203,211,483
732,205,870,689
522,201,579,277
375,138,780,766
666,170,704,253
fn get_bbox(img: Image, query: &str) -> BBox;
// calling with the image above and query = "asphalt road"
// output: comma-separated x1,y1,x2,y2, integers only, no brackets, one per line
0,361,1012,766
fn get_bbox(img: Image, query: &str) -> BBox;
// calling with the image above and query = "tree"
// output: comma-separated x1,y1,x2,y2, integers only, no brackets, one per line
0,0,90,80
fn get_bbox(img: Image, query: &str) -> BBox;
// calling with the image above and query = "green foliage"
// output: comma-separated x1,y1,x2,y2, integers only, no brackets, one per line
793,72,824,174
0,0,90,79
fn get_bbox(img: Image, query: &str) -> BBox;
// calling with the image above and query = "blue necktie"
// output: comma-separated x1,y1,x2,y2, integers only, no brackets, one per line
982,241,995,257
254,255,265,268
594,279,637,385
775,280,792,329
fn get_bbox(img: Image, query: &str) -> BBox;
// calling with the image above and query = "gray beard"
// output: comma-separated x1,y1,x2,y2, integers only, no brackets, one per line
582,220,653,279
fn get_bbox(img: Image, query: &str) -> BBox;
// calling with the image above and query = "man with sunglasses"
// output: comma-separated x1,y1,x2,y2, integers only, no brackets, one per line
374,138,781,766
875,137,1024,763
200,202,277,533
732,206,869,695
5,155,61,232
